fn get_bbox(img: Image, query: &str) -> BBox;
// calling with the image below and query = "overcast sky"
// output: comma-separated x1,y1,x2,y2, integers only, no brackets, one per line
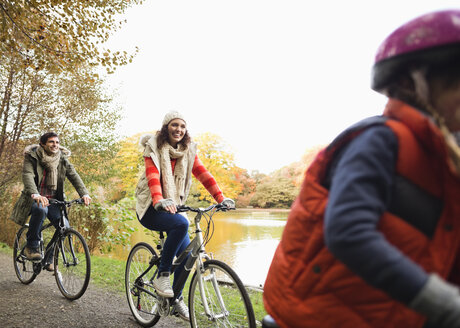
105,1,459,174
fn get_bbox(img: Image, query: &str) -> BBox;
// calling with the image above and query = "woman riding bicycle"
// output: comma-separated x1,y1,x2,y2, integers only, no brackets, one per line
135,111,235,322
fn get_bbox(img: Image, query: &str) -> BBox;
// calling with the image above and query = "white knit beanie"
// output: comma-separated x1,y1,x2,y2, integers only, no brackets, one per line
162,111,186,126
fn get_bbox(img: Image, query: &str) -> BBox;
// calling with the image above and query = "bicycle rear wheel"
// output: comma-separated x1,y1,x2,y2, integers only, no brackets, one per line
125,242,161,327
189,259,256,328
54,228,91,300
13,226,37,284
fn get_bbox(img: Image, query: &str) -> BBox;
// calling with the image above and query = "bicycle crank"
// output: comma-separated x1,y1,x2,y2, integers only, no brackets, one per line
157,297,170,316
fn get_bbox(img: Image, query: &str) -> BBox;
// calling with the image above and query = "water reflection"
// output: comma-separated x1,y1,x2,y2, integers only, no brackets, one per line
116,209,287,288
205,210,286,287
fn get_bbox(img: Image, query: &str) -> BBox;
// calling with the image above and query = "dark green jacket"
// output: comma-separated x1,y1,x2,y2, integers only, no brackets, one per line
9,144,89,226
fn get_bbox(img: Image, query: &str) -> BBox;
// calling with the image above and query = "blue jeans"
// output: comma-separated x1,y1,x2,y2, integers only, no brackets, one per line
26,202,62,262
139,205,190,294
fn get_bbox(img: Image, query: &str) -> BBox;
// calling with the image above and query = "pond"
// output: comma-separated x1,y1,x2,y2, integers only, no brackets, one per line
112,209,288,288
203,209,287,287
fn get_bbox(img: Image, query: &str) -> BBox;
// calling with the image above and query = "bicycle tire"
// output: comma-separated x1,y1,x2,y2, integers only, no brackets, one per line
189,259,256,328
13,226,37,284
54,228,91,300
125,242,161,327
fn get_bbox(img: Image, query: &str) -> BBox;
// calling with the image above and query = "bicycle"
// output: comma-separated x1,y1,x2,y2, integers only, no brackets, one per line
13,198,91,300
125,203,256,327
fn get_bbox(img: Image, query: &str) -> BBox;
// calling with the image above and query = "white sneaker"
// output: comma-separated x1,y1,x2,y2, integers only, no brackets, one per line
152,273,174,298
173,297,189,321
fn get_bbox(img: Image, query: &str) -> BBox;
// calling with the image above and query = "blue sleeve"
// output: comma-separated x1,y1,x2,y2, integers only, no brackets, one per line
324,125,428,304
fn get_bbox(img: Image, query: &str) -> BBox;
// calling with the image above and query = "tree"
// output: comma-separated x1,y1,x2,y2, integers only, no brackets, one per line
297,145,323,184
247,146,324,208
0,0,146,247
0,0,142,74
0,0,145,194
0,56,122,193
0,60,124,246
233,168,258,207
189,132,242,205
0,52,51,193
249,174,299,209
111,132,153,200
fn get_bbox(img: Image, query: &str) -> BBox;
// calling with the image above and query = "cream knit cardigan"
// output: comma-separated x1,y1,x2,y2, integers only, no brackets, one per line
135,134,197,219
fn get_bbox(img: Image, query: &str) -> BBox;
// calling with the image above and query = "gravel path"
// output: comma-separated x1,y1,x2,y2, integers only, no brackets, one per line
0,251,187,328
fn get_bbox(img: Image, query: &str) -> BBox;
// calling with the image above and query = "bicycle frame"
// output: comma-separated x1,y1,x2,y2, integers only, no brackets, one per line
133,205,231,320
132,218,204,301
14,198,91,300
27,200,80,270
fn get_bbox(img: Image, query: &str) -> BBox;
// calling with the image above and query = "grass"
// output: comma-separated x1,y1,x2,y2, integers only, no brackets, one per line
0,242,10,255
2,241,267,325
93,253,267,325
87,253,267,325
185,268,266,326
90,255,128,294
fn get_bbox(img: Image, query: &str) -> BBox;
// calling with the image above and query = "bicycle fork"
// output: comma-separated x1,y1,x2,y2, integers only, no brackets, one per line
196,262,230,321
58,233,78,267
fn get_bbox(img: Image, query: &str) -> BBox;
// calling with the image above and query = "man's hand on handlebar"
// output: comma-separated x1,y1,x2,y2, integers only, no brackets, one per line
82,195,91,206
32,194,49,207
34,196,91,207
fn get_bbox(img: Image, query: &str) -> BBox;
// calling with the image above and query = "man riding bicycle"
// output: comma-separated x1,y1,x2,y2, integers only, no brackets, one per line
9,132,91,270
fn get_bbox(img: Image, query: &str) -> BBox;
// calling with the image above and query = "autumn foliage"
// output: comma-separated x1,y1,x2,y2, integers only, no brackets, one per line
112,131,323,209
0,0,325,250
0,0,143,74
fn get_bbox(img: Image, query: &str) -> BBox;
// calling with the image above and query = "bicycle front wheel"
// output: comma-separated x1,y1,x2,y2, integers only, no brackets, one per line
189,259,256,328
54,228,91,300
125,242,161,327
13,226,37,284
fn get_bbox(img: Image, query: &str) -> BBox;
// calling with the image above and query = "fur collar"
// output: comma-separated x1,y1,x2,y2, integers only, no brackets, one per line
139,134,155,148
24,144,71,157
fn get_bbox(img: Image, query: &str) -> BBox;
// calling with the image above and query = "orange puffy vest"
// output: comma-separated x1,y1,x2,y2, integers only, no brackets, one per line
263,99,460,328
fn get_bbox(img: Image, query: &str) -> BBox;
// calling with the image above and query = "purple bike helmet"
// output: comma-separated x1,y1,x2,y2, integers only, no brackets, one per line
371,10,460,92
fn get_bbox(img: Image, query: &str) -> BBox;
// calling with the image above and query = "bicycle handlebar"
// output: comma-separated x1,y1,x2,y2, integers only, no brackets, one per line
177,203,235,213
49,198,85,206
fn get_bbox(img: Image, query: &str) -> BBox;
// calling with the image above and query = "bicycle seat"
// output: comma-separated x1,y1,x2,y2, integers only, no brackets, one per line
262,314,280,328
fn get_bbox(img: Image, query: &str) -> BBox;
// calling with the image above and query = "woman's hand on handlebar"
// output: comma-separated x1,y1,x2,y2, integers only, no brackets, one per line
220,198,235,210
154,198,177,213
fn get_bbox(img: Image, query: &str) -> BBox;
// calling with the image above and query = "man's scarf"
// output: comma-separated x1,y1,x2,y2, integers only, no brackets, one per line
36,146,61,190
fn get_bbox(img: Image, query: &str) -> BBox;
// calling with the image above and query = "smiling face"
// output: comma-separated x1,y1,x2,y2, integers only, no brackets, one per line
41,136,60,155
167,118,187,147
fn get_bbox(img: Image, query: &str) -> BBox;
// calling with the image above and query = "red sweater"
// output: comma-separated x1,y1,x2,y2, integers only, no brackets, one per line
145,154,225,205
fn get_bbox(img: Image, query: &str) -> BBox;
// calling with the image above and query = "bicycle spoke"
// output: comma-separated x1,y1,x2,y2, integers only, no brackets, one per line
190,260,255,327
13,226,37,284
54,229,90,300
125,242,161,327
